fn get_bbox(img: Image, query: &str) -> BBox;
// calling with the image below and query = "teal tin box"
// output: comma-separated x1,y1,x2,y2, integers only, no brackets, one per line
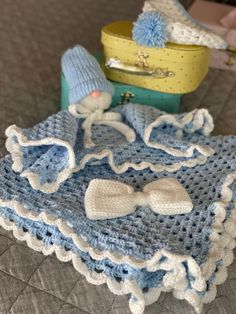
61,74,181,113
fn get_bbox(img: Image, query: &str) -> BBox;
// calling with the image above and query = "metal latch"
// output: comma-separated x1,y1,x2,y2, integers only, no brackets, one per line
105,58,175,78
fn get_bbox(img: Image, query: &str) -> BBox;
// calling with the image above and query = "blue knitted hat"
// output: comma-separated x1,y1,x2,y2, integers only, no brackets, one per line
62,45,114,104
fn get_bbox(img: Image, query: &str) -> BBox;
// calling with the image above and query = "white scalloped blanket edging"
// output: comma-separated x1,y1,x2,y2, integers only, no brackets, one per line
144,108,215,158
5,125,76,193
0,200,235,314
0,172,235,313
5,109,215,193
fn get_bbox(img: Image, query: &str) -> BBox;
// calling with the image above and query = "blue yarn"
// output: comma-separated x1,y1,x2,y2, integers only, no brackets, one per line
0,134,235,296
0,207,167,291
0,103,236,306
8,105,215,193
132,12,168,48
61,45,114,104
15,110,78,187
0,135,236,262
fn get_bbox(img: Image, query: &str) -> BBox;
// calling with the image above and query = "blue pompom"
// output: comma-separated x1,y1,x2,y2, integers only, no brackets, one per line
132,12,168,48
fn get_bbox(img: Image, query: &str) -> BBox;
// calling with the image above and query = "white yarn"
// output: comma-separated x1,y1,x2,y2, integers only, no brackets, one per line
84,177,193,220
69,101,136,148
143,0,227,49
0,171,236,314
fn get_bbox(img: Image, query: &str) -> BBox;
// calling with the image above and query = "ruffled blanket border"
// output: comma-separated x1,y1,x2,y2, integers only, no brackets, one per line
0,172,235,313
5,125,76,193
143,108,214,158
5,109,215,193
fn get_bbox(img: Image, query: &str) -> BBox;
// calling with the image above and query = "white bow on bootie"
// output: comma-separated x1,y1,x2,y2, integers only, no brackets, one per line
85,177,193,220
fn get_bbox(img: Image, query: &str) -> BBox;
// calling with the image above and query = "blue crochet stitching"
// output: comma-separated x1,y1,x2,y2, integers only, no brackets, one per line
0,206,166,291
0,206,225,296
7,104,214,191
0,129,236,264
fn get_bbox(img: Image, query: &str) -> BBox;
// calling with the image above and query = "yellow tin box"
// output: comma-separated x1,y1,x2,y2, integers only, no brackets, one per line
101,21,211,94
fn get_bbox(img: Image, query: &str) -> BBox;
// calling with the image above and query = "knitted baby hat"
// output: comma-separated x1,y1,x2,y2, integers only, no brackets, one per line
62,45,114,104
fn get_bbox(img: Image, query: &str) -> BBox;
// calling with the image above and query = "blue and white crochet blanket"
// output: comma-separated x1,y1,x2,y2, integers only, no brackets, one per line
5,104,214,193
0,103,236,314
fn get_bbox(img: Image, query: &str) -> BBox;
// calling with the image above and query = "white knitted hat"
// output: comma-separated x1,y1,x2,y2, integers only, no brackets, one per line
143,0,227,49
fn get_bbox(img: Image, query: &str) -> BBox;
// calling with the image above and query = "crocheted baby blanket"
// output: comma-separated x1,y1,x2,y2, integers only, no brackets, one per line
0,104,236,314
5,104,214,193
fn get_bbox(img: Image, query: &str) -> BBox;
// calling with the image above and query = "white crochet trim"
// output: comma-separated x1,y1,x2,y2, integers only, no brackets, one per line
76,147,210,174
6,109,214,193
5,109,215,194
0,216,183,314
143,0,227,49
75,108,215,173
144,109,215,157
0,172,235,313
5,125,76,194
0,220,231,314
0,172,236,314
